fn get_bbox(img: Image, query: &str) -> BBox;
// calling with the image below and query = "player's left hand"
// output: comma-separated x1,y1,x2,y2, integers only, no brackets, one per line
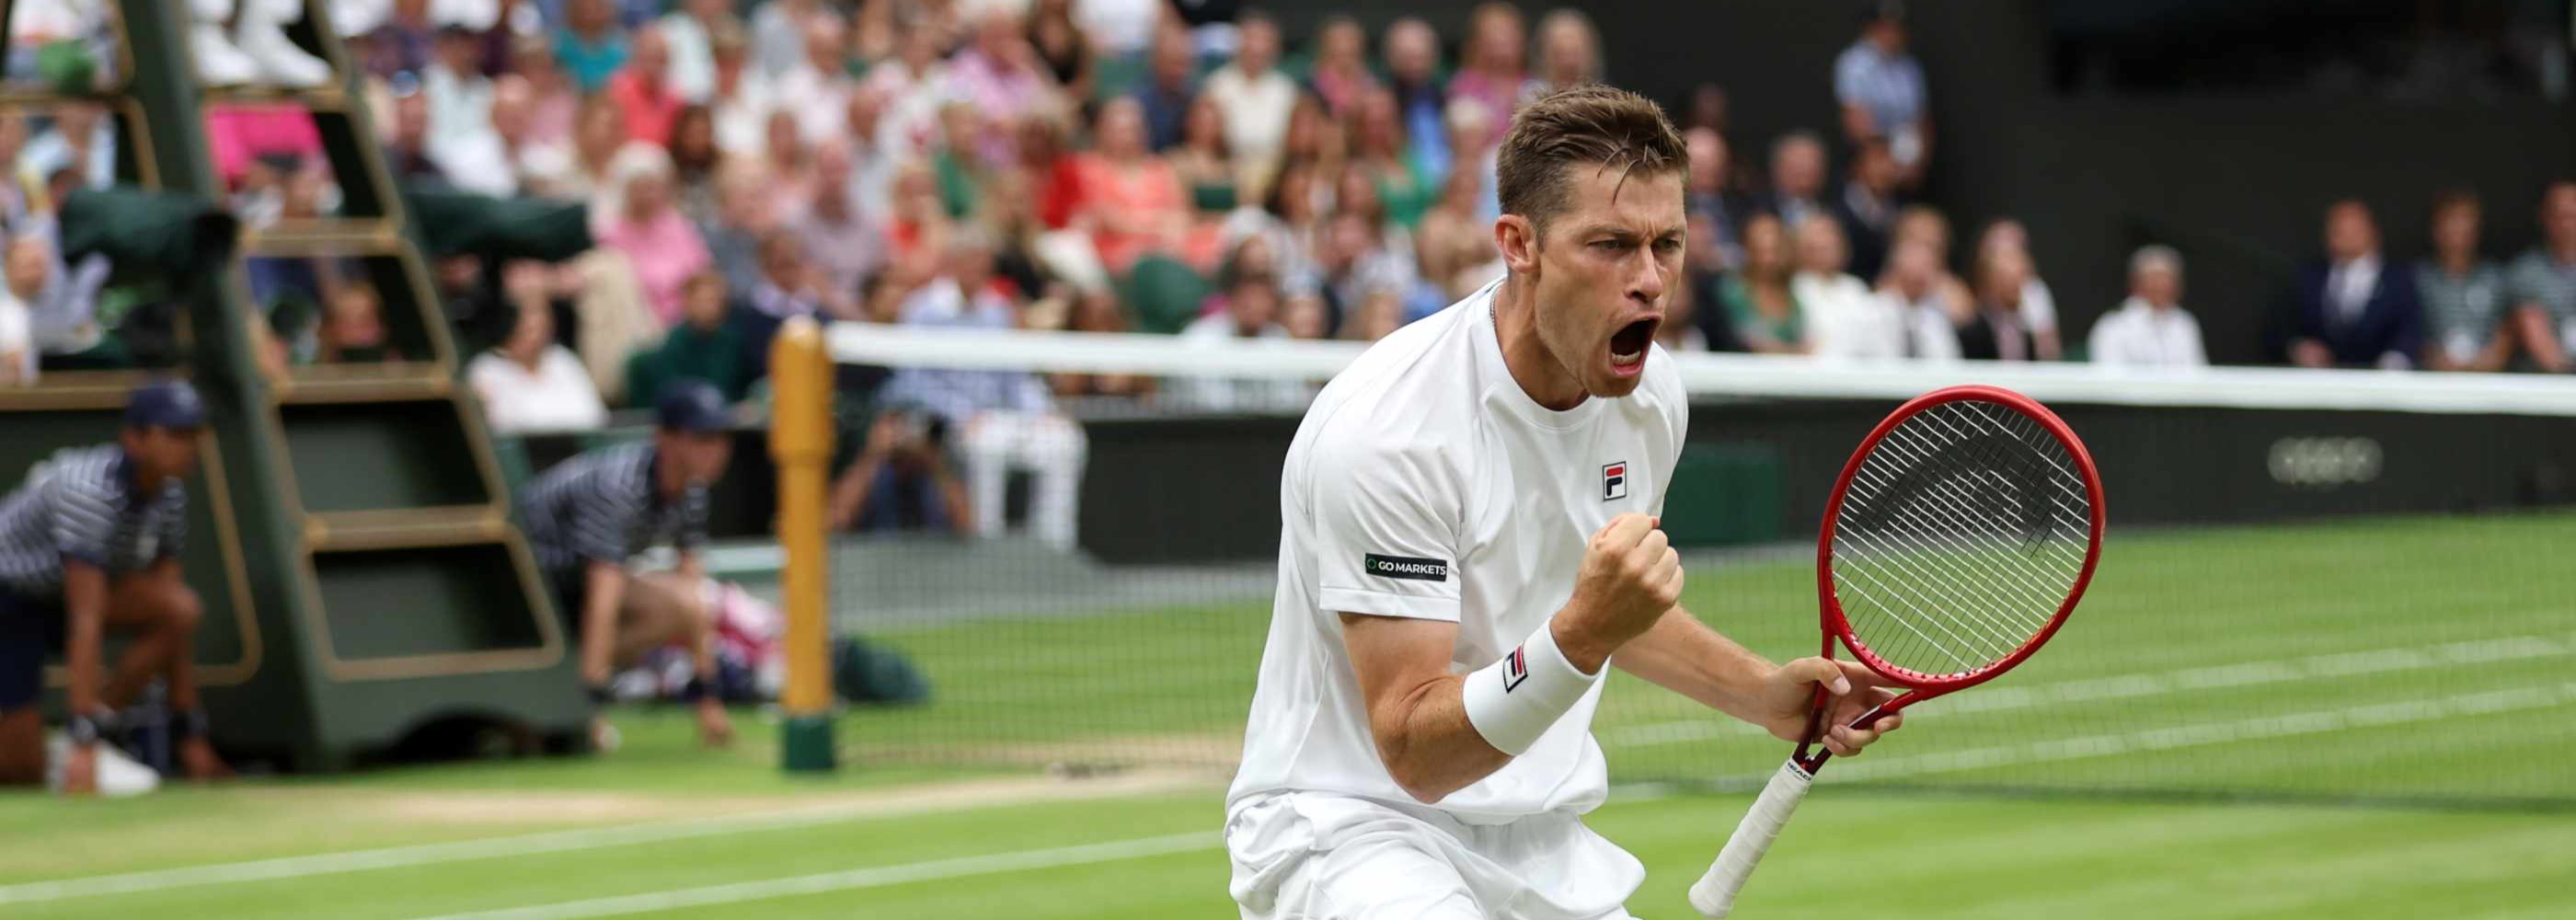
1756,658,1903,757
695,698,735,748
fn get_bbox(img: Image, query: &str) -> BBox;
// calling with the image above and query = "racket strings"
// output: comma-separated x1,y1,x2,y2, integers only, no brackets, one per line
1833,399,2093,678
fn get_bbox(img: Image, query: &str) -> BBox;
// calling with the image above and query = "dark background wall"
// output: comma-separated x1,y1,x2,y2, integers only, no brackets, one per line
1266,0,2576,365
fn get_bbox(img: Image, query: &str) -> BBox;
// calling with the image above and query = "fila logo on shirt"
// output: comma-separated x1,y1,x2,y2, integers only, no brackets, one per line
1602,462,1629,501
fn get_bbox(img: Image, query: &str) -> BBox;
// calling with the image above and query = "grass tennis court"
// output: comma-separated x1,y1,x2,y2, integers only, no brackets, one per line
4,512,2571,917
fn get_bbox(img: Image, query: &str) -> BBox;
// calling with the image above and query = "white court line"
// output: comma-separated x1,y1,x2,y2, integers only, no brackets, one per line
1827,682,2576,782
0,768,1202,908
1602,632,2574,749
402,832,1220,920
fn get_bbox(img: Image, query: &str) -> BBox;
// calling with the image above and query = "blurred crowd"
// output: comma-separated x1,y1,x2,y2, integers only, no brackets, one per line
0,1,2571,406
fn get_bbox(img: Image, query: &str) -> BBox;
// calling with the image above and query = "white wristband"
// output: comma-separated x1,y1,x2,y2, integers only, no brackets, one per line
1462,622,1603,756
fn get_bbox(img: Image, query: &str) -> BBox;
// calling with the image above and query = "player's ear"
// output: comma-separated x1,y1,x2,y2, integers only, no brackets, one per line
1496,214,1539,275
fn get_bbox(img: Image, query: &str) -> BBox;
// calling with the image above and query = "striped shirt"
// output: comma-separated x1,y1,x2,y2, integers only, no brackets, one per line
1834,42,1927,137
0,444,187,596
2415,261,2507,363
516,443,708,578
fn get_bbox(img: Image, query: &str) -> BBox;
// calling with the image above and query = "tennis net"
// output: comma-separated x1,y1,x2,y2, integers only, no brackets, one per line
827,322,2576,807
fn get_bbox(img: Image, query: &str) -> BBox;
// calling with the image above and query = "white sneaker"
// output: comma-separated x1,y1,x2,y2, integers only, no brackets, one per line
194,23,263,86
238,0,333,87
45,732,163,798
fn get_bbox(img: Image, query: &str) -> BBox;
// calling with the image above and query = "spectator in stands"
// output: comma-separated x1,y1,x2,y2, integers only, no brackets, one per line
1445,98,1504,224
627,270,747,408
667,106,722,225
0,381,232,793
1414,165,1502,304
2280,200,2421,369
1975,218,2063,360
1382,19,1449,176
512,35,582,149
1958,244,2039,362
1170,96,1239,223
755,109,813,219
1683,126,1744,274
1524,8,1603,103
592,143,713,328
523,95,622,200
1793,214,1903,359
1050,290,1154,397
864,20,954,162
1282,290,1334,339
1890,204,1973,322
1685,82,1729,138
1028,0,1095,106
515,381,735,752
706,23,771,157
1447,2,1526,121
470,262,609,433
1835,1,1929,186
2416,190,2511,372
1834,140,1902,283
748,0,820,78
703,160,777,297
2506,181,2576,373
556,0,632,93
316,283,400,363
359,0,435,79
1718,213,1804,354
1203,11,1298,200
795,141,881,314
1307,16,1379,119
1134,26,1198,154
1878,236,1959,360
2089,245,2206,369
381,88,445,185
845,0,900,71
949,6,1052,161
658,0,730,104
775,15,856,145
424,25,499,172
735,228,822,374
0,113,30,230
827,407,971,536
22,102,114,191
1073,0,1158,63
1173,270,1309,411
1343,286,1406,341
606,25,684,146
0,240,37,385
1759,131,1829,230
1073,98,1188,278
1352,88,1435,230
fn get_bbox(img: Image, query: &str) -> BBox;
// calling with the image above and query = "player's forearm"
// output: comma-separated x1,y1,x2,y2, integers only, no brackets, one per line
1614,606,1778,725
1368,673,1512,803
61,565,108,718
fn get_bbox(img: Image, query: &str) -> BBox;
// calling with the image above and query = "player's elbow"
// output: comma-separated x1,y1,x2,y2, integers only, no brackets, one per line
1383,757,1460,804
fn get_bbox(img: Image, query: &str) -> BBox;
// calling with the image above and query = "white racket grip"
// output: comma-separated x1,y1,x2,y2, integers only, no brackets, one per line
1688,759,1815,918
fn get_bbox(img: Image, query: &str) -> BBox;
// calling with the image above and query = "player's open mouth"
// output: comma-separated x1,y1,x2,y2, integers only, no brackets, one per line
1609,318,1657,374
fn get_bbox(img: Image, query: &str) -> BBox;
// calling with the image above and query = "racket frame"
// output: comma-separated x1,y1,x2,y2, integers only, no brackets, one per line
1795,384,2107,771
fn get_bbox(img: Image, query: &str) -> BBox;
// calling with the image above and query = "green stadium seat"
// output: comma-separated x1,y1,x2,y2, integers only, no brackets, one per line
1118,255,1212,335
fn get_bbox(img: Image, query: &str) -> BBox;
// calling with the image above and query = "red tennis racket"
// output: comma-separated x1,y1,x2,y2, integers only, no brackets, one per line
1688,385,2106,918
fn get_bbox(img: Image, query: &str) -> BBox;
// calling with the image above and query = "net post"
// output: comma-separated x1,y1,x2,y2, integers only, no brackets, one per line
770,316,837,774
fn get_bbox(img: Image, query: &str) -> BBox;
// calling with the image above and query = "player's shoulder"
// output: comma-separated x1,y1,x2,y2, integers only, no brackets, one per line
1295,305,1482,481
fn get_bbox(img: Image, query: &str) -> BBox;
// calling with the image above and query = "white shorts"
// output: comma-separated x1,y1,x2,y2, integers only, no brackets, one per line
1225,792,1645,920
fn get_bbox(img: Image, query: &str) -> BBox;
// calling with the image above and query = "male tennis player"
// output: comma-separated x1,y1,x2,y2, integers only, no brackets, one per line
517,379,736,751
1226,86,1904,918
0,379,229,794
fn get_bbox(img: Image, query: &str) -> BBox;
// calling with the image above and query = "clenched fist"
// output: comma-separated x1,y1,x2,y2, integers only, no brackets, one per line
1553,513,1684,673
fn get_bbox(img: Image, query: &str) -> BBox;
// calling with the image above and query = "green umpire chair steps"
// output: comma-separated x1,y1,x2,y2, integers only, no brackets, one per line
1119,255,1212,335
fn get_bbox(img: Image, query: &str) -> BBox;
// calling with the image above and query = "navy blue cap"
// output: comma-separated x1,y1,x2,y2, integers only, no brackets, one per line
655,380,731,433
124,379,207,431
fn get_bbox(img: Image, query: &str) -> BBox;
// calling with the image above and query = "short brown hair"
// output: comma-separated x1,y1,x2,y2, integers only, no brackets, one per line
2430,188,2479,220
1495,86,1686,235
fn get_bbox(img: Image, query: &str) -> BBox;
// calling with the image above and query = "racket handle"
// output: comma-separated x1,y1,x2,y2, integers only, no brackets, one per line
1687,759,1816,918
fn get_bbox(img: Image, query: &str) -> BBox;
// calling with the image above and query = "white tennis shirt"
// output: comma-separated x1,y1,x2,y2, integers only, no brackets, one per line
1227,282,1689,824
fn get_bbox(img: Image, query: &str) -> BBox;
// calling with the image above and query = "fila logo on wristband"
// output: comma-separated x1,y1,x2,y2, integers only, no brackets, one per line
1363,554,1448,581
1603,462,1628,500
1502,646,1529,692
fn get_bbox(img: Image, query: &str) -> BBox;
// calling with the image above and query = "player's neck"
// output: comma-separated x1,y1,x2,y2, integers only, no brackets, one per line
1492,279,1590,411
